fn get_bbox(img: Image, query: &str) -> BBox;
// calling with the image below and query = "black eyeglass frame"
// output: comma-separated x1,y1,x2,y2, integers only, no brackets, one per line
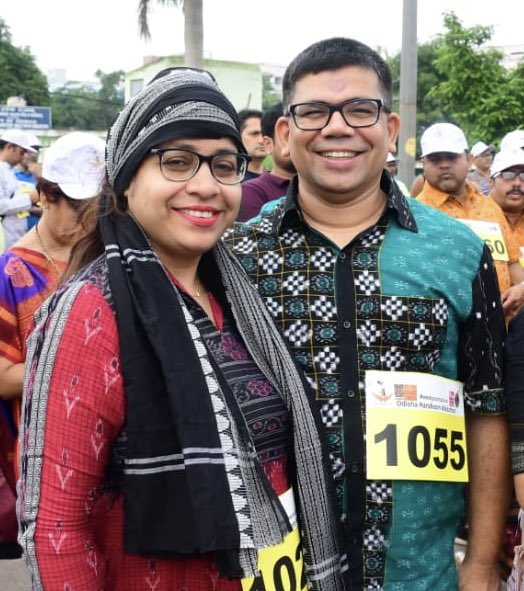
286,98,390,131
493,170,524,182
149,148,251,185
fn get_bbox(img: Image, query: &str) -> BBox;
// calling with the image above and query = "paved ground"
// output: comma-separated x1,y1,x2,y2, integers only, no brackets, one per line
0,559,31,591
0,554,508,590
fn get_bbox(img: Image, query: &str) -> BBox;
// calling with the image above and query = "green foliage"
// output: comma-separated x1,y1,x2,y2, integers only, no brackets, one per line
0,19,49,106
262,73,280,109
387,11,524,154
50,71,125,131
428,12,511,143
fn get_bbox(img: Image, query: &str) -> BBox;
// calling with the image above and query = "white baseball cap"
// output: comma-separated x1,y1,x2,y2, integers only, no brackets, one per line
470,141,494,158
420,123,468,157
0,129,39,153
42,132,105,200
500,130,524,152
491,149,524,178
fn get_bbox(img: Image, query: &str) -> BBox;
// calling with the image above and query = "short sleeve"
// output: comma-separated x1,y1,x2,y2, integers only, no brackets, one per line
457,244,506,414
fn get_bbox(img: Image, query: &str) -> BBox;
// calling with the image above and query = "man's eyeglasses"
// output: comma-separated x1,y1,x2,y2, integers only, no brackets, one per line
494,170,524,182
149,148,250,185
287,98,389,131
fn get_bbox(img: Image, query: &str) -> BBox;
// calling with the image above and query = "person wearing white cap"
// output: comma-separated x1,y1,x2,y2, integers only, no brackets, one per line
490,148,524,261
501,130,524,153
468,141,494,196
417,122,524,320
0,129,41,252
0,132,104,558
385,152,410,196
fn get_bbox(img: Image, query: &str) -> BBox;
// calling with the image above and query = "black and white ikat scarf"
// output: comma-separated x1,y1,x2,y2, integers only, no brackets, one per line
99,212,346,589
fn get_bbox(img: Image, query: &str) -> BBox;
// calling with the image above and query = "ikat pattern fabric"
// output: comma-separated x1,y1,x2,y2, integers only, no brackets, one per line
224,175,506,590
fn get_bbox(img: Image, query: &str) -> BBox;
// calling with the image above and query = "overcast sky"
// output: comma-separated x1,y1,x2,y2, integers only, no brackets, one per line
1,1,521,81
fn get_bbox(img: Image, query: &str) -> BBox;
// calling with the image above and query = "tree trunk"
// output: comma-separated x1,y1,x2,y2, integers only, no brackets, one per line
184,0,203,68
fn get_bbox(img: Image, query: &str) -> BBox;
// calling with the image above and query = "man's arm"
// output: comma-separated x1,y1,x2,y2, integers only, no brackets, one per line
459,413,511,590
0,190,32,217
501,261,524,317
457,244,510,590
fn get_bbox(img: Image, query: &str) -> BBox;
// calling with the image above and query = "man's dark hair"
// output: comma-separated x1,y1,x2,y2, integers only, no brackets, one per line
237,109,263,132
282,37,392,111
261,103,284,139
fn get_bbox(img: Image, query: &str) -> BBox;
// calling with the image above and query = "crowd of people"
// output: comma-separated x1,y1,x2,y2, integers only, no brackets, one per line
1,36,524,591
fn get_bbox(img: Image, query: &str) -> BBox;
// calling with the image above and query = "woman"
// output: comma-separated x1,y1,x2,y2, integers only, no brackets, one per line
17,68,343,590
0,132,104,557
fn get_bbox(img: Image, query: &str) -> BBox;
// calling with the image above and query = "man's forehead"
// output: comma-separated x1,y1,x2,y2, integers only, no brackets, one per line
293,66,381,98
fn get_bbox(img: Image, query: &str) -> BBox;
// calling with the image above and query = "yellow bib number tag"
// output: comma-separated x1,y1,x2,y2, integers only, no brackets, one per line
458,219,509,261
241,489,307,591
365,370,468,482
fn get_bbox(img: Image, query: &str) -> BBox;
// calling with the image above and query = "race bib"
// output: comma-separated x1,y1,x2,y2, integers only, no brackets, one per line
458,219,509,261
365,370,468,482
241,488,307,591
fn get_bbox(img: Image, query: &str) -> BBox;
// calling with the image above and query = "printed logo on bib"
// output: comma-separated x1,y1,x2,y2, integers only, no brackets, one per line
365,370,468,482
242,488,307,591
458,219,509,261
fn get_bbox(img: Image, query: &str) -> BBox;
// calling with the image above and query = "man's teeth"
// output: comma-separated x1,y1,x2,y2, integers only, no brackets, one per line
321,151,358,158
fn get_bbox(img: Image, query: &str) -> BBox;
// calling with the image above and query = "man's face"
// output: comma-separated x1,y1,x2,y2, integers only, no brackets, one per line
264,132,296,177
241,117,267,160
422,152,470,196
275,65,399,205
385,161,397,176
474,149,493,173
6,143,27,166
491,166,524,215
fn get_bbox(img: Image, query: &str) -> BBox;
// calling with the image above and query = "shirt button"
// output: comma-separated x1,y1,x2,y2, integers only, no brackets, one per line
343,320,351,329
349,462,359,474
339,252,346,261
346,389,355,398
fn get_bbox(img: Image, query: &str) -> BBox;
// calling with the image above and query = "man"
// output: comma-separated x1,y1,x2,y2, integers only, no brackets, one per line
417,122,524,319
385,152,410,196
468,141,494,196
490,148,524,261
226,37,509,590
238,102,296,221
237,109,267,180
15,147,43,230
0,129,40,250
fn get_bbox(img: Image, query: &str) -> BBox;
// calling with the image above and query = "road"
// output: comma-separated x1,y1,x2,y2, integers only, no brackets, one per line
0,559,31,590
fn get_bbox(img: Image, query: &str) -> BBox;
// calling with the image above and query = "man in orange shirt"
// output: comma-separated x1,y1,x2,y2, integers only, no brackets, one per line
417,122,524,318
490,148,524,264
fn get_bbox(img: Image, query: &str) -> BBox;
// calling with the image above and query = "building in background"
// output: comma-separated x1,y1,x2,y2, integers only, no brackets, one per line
124,55,263,110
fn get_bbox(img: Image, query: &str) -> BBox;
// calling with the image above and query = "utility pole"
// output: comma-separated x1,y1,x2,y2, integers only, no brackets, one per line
398,0,418,189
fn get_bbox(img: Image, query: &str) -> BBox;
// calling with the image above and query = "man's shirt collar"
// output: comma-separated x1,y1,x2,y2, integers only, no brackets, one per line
272,171,418,234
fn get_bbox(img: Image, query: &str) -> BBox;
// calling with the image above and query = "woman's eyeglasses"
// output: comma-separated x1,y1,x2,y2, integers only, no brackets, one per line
149,148,250,185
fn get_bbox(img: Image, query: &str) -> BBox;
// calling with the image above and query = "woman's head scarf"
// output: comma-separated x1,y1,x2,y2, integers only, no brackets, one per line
106,67,245,195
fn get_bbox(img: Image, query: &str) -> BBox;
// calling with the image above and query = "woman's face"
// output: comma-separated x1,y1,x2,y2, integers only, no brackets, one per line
124,137,242,269
41,195,93,245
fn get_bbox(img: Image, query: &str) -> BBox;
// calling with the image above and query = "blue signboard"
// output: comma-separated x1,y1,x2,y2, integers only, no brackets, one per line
0,106,52,130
